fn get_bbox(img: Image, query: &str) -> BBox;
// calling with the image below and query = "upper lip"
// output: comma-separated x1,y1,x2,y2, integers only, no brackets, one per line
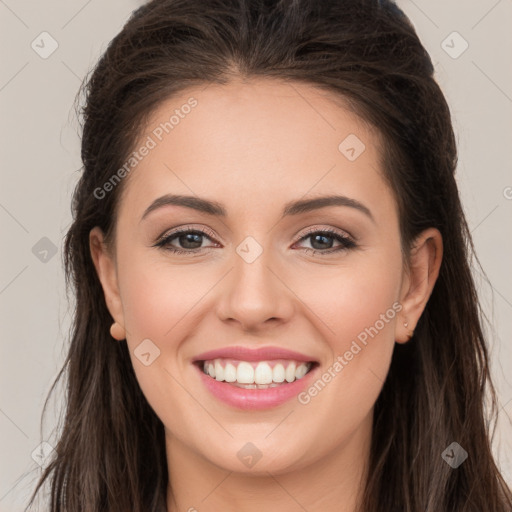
192,346,318,363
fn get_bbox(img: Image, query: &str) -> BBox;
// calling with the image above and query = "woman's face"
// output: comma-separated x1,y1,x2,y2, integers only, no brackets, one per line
91,78,440,477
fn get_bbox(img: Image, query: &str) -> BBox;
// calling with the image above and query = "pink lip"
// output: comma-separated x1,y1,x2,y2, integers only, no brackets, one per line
192,346,317,363
194,362,319,410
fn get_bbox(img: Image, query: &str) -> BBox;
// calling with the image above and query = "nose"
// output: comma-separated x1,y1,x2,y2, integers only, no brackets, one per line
216,247,295,332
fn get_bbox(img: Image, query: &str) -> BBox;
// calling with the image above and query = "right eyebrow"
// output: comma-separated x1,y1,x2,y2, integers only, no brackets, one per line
281,194,375,223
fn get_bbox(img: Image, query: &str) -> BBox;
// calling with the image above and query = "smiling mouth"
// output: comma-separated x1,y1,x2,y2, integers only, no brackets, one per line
194,358,319,389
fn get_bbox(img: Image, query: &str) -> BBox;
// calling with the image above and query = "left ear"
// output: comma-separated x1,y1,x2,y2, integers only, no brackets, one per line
395,227,443,344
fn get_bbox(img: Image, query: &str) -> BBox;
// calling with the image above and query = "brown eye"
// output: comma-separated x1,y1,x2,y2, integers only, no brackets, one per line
153,227,219,254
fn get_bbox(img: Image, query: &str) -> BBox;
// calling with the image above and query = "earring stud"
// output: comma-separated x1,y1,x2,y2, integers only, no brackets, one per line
110,321,126,340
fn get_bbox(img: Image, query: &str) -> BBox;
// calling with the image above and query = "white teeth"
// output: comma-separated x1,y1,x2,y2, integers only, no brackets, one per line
272,363,285,383
224,363,237,382
254,362,273,384
230,382,283,389
201,358,312,385
236,362,254,384
295,364,308,379
285,362,296,383
214,361,224,381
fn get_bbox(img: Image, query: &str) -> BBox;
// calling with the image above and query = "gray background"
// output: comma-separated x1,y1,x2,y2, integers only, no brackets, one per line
1,0,511,509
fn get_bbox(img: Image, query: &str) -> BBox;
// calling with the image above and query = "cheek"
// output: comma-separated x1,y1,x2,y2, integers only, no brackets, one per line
117,249,211,340
293,272,400,453
115,252,206,425
291,250,402,409
115,251,220,400
290,252,402,349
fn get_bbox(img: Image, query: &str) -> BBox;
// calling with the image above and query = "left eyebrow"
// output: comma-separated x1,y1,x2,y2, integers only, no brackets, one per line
140,194,227,221
140,193,374,224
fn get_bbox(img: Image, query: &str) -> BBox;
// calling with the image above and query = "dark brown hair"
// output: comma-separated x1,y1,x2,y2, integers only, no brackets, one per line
26,0,512,510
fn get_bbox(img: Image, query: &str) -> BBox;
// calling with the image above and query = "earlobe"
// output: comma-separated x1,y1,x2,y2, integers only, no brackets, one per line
89,227,126,338
395,228,443,344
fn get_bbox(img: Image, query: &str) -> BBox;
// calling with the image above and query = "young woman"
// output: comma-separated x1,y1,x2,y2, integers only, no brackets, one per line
27,0,512,510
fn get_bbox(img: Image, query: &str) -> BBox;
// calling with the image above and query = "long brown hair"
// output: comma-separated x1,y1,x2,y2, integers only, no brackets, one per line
26,0,512,510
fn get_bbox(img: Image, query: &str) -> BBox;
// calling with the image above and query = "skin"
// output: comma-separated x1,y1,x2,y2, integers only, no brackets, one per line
90,78,442,512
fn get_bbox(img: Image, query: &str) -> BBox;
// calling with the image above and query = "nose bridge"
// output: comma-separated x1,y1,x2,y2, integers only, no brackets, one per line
216,235,293,328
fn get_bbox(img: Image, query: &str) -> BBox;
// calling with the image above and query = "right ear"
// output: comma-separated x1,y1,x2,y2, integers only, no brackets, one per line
89,227,126,337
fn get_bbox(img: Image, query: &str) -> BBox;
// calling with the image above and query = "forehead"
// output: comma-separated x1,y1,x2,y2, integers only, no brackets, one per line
117,78,394,222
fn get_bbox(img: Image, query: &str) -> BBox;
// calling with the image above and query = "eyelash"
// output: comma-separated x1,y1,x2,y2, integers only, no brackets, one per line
153,226,219,255
153,226,357,256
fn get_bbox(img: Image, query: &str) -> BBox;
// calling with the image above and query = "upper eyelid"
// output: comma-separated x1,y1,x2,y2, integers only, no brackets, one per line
158,225,351,237
156,225,354,247
296,225,354,241
157,225,217,241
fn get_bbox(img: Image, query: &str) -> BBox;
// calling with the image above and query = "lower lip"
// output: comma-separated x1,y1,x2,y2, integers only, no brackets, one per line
194,362,319,410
